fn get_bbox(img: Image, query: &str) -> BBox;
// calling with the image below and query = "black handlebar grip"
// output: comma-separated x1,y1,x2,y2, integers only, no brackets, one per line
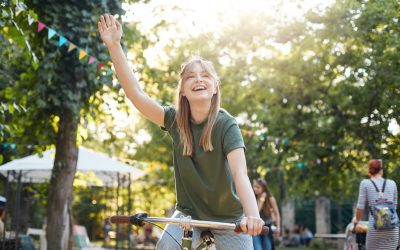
234,223,270,235
110,216,131,224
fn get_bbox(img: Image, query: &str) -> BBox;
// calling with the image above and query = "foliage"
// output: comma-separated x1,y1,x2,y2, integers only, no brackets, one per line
127,0,400,205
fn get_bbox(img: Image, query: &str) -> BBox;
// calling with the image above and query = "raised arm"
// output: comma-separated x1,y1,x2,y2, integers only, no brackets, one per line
98,14,164,126
227,148,264,236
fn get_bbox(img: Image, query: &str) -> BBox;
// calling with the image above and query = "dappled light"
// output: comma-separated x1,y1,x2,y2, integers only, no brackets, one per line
1,0,399,249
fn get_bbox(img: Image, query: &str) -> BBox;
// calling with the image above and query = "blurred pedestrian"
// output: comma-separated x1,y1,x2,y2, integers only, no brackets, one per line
353,159,399,250
252,178,281,250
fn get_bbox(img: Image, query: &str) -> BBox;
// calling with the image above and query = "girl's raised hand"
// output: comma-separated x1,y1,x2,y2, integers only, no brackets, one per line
98,14,122,48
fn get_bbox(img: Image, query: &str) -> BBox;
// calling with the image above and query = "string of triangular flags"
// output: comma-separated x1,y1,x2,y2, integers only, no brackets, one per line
240,127,341,175
5,3,319,111
4,3,113,76
249,156,332,177
241,128,337,151
35,20,112,76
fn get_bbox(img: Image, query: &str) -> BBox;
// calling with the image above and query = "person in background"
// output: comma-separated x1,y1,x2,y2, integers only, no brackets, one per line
353,159,399,250
252,178,281,250
102,219,112,244
139,224,158,247
0,196,6,239
300,225,313,246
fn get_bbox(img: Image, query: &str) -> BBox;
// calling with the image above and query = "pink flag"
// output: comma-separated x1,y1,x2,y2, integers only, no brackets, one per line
88,56,96,65
38,22,45,32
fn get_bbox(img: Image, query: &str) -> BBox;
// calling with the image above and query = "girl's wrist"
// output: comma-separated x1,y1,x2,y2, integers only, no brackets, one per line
106,42,122,50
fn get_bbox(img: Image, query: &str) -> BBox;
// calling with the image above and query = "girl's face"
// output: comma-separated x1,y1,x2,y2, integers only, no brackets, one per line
253,182,263,195
181,63,217,103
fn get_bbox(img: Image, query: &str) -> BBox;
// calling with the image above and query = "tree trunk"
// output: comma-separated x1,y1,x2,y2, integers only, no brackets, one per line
46,109,79,250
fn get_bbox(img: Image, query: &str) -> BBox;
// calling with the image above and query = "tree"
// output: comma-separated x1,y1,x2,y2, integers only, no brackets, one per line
127,0,400,204
1,0,146,248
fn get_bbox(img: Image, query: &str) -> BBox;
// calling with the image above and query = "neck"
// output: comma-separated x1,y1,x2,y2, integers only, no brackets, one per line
189,101,211,124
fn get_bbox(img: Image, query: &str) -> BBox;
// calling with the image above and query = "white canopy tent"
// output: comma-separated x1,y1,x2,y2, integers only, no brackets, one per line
0,147,146,242
0,147,146,186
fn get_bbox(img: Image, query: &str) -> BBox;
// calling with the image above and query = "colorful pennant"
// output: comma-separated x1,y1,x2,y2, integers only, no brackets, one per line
28,15,34,26
37,22,45,32
88,56,96,65
48,28,56,39
59,36,67,47
79,50,87,60
68,43,77,52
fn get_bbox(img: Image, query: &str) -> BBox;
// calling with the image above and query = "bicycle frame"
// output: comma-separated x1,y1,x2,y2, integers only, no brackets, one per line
110,213,271,250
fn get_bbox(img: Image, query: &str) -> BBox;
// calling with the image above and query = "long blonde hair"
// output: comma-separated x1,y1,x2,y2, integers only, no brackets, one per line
176,58,221,156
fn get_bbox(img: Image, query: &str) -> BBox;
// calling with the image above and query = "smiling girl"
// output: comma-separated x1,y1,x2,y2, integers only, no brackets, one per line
98,14,264,249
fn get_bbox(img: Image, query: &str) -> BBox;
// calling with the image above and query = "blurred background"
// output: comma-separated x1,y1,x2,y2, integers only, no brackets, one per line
1,0,399,249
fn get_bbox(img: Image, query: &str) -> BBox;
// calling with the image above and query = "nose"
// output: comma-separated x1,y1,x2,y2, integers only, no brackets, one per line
194,74,203,82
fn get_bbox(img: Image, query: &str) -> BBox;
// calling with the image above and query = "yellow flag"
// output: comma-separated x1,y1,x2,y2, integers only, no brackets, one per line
79,50,87,60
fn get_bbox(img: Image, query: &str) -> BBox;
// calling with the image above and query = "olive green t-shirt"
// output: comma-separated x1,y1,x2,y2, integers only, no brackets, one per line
162,106,245,222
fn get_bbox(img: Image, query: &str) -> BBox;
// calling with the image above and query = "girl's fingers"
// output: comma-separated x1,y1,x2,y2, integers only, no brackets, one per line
240,217,248,233
105,15,112,28
115,19,121,30
110,15,116,28
100,15,107,30
247,219,255,235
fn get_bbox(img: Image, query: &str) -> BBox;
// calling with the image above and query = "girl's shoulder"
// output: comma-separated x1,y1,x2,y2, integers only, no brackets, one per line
217,108,237,123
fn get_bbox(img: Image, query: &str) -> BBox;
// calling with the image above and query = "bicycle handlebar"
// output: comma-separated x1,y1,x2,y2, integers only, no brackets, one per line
110,213,273,235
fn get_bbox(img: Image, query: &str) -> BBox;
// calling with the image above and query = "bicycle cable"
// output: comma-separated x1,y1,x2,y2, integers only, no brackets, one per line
143,219,183,248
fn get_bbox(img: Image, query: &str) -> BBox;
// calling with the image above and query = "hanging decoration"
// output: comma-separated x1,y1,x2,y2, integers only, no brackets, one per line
4,3,112,76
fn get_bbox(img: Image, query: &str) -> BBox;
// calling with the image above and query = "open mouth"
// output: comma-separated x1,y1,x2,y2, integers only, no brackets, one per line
192,85,206,91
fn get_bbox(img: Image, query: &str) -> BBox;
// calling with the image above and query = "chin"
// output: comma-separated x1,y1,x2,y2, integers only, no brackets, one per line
189,95,213,102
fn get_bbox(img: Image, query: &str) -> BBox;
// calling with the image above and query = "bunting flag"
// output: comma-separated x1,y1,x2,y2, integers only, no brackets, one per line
59,36,67,47
68,43,77,52
28,15,34,26
37,22,45,32
88,56,96,65
79,49,87,60
7,4,140,88
48,28,56,40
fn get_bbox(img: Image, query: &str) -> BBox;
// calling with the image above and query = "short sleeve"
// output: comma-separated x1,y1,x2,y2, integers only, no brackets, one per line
222,119,245,155
161,106,176,131
356,180,368,209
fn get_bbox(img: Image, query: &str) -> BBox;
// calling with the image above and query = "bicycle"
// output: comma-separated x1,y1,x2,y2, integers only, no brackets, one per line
344,221,367,250
110,212,274,250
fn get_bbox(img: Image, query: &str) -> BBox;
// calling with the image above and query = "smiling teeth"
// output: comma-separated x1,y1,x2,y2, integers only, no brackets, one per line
193,86,206,91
